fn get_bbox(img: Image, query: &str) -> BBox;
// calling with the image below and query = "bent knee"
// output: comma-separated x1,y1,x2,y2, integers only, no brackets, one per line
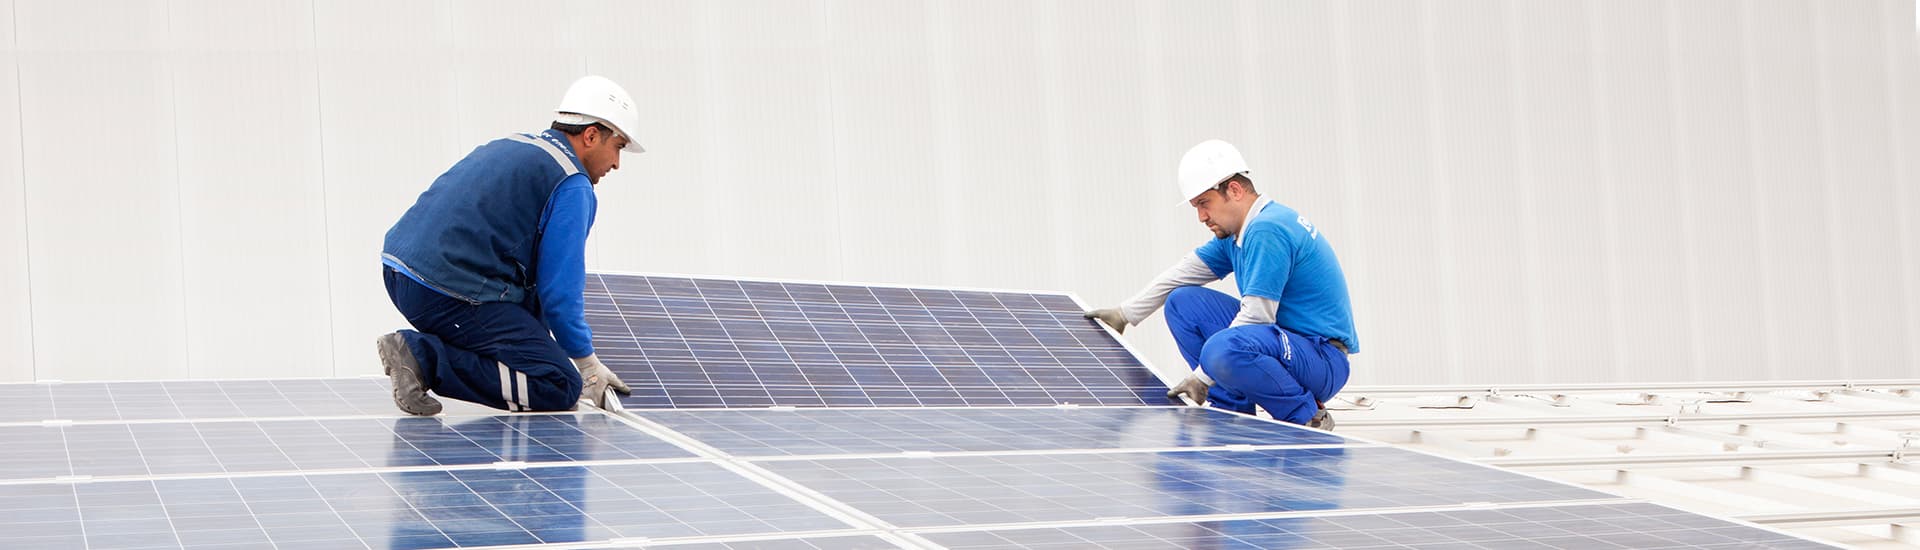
1198,327,1268,379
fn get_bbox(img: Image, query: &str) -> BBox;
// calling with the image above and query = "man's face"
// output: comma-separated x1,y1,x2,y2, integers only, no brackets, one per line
579,126,629,184
1190,186,1242,239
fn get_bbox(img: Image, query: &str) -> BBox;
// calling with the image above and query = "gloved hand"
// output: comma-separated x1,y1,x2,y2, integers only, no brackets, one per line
1166,371,1211,405
1083,307,1130,334
572,354,632,409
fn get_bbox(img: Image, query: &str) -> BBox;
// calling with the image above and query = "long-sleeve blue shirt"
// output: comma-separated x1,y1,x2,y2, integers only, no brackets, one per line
535,174,598,358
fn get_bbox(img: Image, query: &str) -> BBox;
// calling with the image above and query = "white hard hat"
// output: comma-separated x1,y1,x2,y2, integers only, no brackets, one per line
1176,139,1250,204
554,75,644,153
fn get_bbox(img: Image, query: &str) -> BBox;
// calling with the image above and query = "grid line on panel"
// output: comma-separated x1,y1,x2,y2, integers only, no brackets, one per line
586,273,1167,409
0,414,693,483
0,463,859,549
917,501,1837,549
608,408,936,548
0,378,431,424
757,446,1618,530
702,278,793,406
643,534,905,549
638,407,1351,459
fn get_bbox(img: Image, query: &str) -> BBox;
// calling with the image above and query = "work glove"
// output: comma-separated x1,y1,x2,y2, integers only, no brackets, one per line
1166,371,1211,405
572,354,632,409
1083,307,1130,335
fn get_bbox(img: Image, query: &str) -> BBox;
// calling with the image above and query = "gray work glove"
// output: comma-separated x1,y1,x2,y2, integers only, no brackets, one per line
1166,371,1212,404
572,354,632,409
1083,307,1130,334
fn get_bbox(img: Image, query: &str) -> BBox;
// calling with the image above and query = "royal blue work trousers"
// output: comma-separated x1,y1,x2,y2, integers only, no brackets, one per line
1164,286,1350,424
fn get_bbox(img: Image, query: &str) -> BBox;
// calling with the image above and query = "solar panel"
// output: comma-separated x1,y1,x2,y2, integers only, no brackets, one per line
0,378,499,424
756,447,1615,529
0,463,854,549
0,384,1842,549
0,413,690,482
638,406,1347,458
918,502,1838,549
642,535,906,549
584,273,1169,408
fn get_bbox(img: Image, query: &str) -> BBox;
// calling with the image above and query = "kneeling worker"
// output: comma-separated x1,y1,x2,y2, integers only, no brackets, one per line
1086,140,1356,428
376,75,640,415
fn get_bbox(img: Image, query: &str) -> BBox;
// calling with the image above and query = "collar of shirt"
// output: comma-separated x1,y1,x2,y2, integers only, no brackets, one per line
1235,195,1274,247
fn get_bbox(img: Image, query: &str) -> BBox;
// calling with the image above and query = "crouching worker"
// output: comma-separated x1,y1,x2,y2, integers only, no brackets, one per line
376,75,642,414
1085,140,1357,429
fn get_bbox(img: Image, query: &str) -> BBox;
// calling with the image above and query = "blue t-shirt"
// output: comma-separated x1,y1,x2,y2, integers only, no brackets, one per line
1195,200,1359,352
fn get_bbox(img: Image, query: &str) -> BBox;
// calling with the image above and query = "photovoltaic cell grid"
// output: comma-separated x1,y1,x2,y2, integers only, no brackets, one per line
0,413,690,482
584,273,1168,408
637,406,1348,458
757,446,1616,529
921,502,1835,549
0,378,497,424
0,379,1838,549
0,463,852,550
642,535,904,549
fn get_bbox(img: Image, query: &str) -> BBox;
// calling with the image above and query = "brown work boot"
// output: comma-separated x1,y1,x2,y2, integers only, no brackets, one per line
377,332,442,416
1307,408,1334,431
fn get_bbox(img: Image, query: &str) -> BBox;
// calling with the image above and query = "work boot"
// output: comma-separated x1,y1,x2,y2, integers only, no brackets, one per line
1307,408,1334,431
377,332,442,416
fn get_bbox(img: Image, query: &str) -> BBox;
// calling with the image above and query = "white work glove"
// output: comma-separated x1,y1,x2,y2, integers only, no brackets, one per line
571,354,631,409
1083,307,1130,335
1166,370,1212,404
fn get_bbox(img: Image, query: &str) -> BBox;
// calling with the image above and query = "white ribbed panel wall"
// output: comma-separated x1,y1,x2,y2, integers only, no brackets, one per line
1,0,1915,386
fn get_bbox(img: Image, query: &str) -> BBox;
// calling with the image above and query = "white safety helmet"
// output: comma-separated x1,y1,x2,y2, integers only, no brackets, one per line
1176,139,1250,204
554,75,644,153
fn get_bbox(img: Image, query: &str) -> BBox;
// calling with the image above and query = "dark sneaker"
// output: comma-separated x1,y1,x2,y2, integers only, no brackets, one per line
377,332,442,416
1307,408,1334,431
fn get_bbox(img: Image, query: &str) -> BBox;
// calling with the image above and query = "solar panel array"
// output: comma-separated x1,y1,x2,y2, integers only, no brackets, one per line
920,502,1832,549
583,273,1168,408
0,275,1839,549
0,382,1833,549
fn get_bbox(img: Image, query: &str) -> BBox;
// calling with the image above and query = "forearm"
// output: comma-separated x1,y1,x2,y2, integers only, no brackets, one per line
1119,253,1218,324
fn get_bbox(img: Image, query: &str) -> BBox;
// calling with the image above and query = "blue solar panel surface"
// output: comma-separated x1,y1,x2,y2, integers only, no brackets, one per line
638,406,1347,457
758,447,1615,528
920,502,1838,549
0,463,852,549
584,273,1168,408
0,274,1837,549
640,535,904,549
0,378,457,424
0,375,1840,549
0,414,688,481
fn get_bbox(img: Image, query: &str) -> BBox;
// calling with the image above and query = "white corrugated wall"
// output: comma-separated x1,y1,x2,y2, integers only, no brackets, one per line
0,0,1915,385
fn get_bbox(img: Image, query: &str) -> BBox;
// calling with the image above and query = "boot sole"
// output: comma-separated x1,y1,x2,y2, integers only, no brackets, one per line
377,334,443,416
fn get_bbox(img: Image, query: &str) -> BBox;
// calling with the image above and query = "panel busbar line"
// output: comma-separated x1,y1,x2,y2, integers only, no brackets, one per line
0,413,690,482
917,502,1838,549
0,378,507,424
755,446,1618,529
0,463,854,549
585,273,1169,408
636,406,1348,458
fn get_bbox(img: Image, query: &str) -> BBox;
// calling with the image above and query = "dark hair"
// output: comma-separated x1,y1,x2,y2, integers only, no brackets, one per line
551,120,616,137
1216,174,1257,196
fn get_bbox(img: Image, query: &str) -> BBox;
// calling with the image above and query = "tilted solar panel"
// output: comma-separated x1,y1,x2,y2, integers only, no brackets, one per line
585,273,1170,408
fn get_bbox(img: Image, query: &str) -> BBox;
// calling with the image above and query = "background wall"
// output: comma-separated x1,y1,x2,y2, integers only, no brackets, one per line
1,0,1916,386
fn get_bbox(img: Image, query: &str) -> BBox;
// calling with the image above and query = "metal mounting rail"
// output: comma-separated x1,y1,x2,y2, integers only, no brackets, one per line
1481,449,1905,470
1339,380,1920,397
1339,409,1920,428
1740,507,1920,527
